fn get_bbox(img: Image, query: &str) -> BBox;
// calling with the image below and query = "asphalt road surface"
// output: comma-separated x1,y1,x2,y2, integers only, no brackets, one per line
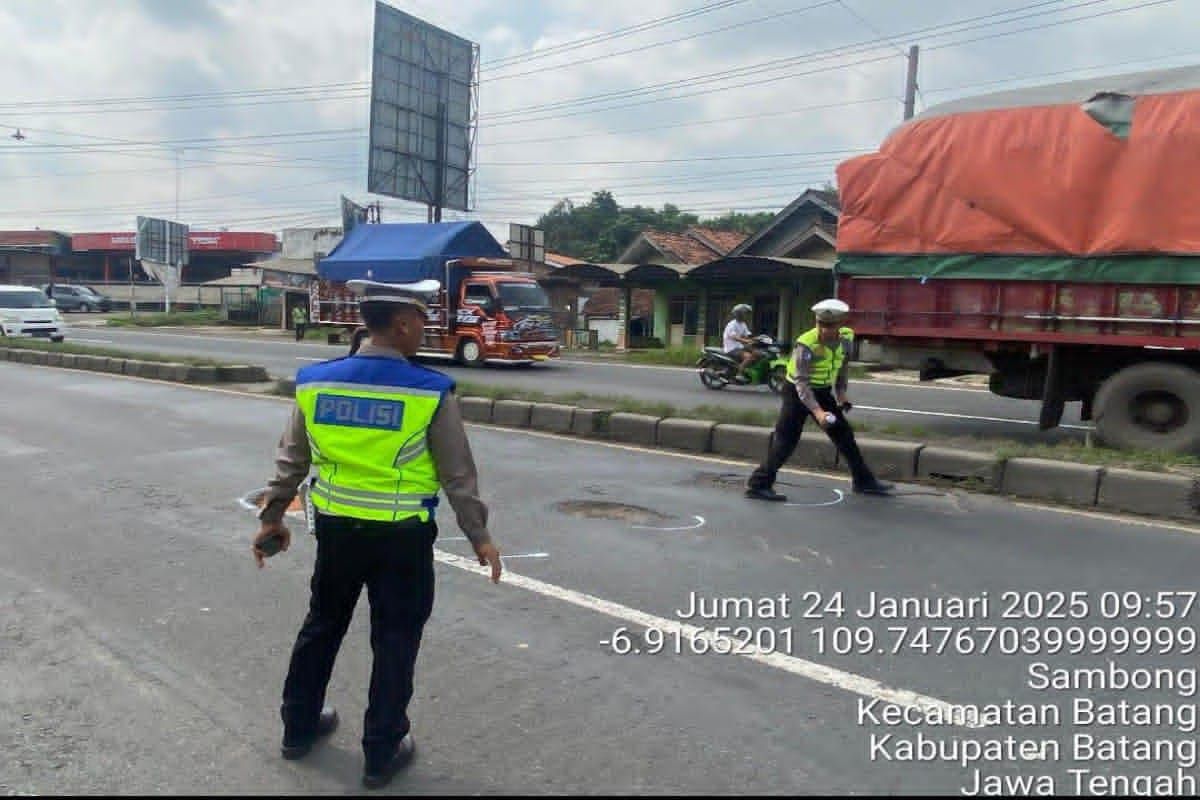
2,361,1195,795
64,325,1088,444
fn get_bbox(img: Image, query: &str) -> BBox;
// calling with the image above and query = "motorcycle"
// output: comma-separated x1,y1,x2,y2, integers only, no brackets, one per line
697,334,790,393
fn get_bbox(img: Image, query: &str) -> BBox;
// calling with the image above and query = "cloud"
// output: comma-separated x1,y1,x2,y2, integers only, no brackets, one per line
136,0,227,30
0,0,1194,236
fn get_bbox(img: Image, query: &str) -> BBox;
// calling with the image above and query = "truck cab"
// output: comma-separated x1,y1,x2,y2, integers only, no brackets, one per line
427,264,559,366
313,222,561,367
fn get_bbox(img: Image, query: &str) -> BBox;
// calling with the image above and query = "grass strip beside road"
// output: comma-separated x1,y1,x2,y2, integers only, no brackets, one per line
107,309,223,327
3,336,226,366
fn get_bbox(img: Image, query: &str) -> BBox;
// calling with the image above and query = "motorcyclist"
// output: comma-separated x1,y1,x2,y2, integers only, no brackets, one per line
723,303,762,384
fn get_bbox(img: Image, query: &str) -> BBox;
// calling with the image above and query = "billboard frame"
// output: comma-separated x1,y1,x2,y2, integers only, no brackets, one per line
367,1,479,220
135,215,189,314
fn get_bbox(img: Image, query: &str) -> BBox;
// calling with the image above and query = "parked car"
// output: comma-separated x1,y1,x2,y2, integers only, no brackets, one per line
0,285,65,342
42,283,112,312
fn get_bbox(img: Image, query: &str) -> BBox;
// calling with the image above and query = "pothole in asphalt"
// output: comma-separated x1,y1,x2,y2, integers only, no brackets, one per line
691,471,745,489
553,500,673,525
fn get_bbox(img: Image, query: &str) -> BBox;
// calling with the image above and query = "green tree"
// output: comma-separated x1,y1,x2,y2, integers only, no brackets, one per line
537,191,785,262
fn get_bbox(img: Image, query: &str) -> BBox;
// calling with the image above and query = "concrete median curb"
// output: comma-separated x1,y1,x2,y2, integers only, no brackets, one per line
0,345,266,386
459,396,494,424
657,418,716,453
1001,458,1102,507
454,394,1200,524
608,412,660,446
493,399,533,428
530,403,575,434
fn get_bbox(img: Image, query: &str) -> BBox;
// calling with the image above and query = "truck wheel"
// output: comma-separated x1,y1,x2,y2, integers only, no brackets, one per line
458,338,484,367
1094,363,1200,452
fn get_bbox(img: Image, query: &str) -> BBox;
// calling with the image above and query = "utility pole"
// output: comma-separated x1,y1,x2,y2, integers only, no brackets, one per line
903,45,920,121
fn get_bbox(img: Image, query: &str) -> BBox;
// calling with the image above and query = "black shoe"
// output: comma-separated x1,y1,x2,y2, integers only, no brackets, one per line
281,706,339,760
363,733,416,789
853,480,895,496
745,486,788,502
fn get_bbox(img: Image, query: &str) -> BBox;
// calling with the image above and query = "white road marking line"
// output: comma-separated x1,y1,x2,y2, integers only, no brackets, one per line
71,337,114,344
632,515,706,531
1009,501,1200,536
296,357,324,361
444,535,550,560
433,548,983,727
853,404,1092,431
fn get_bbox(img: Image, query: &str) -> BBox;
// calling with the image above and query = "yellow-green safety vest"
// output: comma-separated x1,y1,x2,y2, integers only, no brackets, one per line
787,327,852,387
295,355,453,523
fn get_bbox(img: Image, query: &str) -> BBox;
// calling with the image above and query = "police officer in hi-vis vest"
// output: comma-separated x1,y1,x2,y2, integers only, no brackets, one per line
745,298,893,502
253,278,502,789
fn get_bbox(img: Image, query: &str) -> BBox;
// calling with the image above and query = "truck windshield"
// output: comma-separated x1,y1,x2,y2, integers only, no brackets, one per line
498,283,550,311
0,290,52,309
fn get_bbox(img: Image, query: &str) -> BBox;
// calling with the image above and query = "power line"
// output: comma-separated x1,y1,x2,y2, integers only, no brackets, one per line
479,95,896,148
0,121,364,168
922,46,1200,98
484,1,839,83
480,148,872,167
481,0,750,70
481,0,1169,127
0,81,367,111
834,0,909,59
481,0,1072,119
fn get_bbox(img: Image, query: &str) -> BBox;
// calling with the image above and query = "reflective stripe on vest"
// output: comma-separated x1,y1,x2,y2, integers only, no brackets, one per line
787,327,849,387
296,368,448,523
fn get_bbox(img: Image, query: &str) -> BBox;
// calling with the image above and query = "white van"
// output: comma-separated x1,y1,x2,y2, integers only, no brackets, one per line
0,285,65,342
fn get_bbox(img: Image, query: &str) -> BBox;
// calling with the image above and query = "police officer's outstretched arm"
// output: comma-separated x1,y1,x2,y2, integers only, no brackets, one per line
429,392,502,583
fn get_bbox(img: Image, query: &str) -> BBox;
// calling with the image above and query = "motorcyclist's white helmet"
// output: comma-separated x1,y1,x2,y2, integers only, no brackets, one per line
732,303,752,318
812,298,850,323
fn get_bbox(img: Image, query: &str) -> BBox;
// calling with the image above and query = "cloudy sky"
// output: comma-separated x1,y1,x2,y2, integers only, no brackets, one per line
0,0,1195,240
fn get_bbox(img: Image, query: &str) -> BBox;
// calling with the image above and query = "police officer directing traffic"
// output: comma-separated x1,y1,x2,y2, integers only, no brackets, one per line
746,298,893,501
253,278,503,789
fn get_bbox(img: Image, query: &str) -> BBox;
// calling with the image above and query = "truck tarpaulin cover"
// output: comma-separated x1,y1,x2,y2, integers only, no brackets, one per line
317,221,507,282
835,64,1200,284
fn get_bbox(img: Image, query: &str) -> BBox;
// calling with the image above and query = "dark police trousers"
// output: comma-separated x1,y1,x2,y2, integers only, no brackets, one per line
748,385,878,491
281,512,436,765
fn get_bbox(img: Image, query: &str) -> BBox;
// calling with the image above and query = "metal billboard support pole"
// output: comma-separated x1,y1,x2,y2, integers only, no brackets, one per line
434,98,447,223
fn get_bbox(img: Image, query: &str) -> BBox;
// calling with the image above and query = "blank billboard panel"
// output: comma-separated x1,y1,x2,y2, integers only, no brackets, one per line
368,2,477,211
135,216,189,266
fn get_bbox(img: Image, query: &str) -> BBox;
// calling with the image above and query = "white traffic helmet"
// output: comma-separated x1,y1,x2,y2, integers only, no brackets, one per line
732,303,752,318
811,298,850,323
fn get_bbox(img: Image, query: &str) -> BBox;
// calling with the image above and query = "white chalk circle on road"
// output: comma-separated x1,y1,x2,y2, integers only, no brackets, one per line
783,488,845,508
632,515,706,532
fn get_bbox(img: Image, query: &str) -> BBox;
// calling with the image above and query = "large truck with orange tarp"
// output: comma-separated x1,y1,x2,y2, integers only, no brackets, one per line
313,221,559,366
835,65,1200,451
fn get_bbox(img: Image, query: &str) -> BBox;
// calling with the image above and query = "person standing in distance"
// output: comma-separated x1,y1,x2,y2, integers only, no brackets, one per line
253,278,503,789
745,298,893,501
292,303,309,342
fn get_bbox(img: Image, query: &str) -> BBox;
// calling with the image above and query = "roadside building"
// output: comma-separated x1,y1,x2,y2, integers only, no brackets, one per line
0,231,71,286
